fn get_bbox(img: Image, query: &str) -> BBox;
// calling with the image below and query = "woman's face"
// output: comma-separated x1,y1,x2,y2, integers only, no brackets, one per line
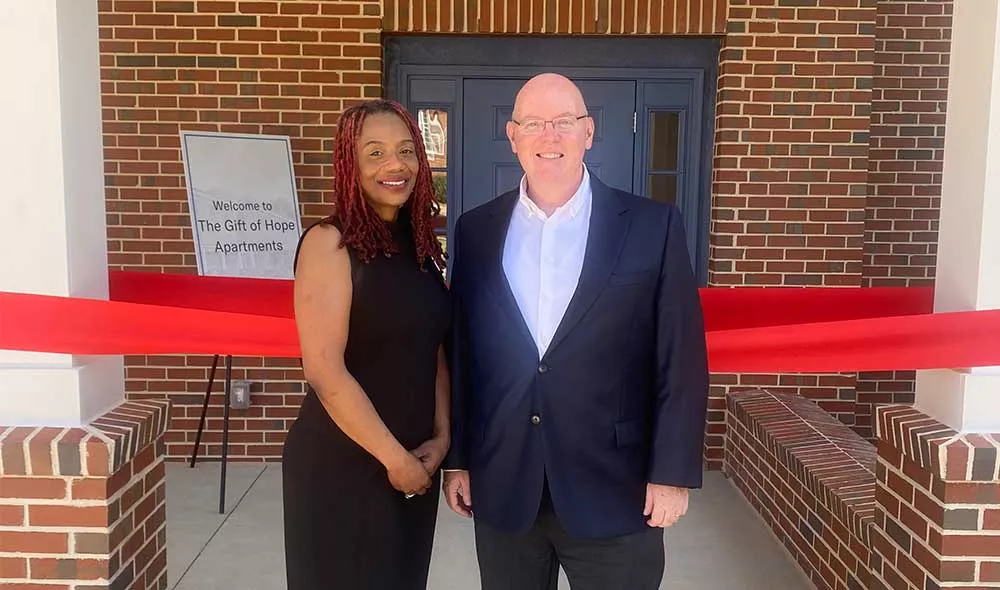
356,112,420,221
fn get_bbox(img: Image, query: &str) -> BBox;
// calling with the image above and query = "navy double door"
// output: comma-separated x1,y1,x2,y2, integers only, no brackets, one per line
395,68,707,281
462,79,637,212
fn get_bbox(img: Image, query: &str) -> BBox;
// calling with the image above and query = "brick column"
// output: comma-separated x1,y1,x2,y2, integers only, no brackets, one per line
0,401,169,589
871,406,1000,589
855,0,953,441
708,0,877,467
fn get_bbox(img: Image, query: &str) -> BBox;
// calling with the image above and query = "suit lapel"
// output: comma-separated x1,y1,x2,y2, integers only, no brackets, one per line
544,178,630,358
482,191,538,357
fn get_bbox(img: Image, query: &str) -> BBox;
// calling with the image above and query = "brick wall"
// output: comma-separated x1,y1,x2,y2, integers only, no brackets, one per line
726,390,877,590
712,0,875,289
0,401,169,589
726,391,1000,590
871,405,1000,589
382,0,727,34
855,0,951,440
706,0,878,467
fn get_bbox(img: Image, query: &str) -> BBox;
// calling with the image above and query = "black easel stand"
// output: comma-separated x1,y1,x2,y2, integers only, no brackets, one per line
189,353,233,514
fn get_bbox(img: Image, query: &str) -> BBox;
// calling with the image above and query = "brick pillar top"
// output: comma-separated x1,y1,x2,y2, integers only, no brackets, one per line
873,404,1000,589
0,400,170,589
0,400,169,477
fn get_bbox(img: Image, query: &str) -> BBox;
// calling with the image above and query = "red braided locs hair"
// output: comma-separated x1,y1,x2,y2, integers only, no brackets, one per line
325,99,445,270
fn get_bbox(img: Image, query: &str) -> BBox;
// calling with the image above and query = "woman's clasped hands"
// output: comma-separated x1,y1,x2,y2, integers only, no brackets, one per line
386,434,449,498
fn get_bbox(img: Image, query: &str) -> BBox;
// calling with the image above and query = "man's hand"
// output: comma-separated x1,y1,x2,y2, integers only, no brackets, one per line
643,483,689,528
412,435,450,475
443,470,473,518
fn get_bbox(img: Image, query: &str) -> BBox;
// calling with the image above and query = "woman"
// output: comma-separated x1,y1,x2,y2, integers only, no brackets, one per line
282,99,451,590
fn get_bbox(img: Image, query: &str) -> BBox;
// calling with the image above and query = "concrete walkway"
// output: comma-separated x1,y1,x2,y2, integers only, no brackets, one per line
164,462,812,589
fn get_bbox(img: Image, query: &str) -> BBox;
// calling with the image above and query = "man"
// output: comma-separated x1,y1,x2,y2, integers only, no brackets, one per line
443,73,709,589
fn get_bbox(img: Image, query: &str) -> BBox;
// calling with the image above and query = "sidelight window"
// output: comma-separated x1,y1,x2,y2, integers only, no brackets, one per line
646,111,681,206
417,107,450,262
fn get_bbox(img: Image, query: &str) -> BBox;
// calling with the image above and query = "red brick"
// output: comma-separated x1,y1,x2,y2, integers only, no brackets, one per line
871,527,898,563
936,482,1000,505
0,557,27,578
985,508,1000,530
939,534,1000,558
886,469,915,502
912,487,944,524
26,428,63,476
72,478,109,500
0,504,24,526
0,477,67,500
879,563,909,590
894,548,928,588
940,559,976,583
898,502,929,540
982,561,1000,583
902,453,933,488
0,531,69,554
28,505,109,528
1,427,33,475
29,557,109,581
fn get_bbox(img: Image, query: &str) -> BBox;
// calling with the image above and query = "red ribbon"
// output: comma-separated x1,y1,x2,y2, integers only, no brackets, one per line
2,270,998,373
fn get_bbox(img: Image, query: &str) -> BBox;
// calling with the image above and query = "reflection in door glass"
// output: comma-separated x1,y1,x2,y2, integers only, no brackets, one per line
647,174,677,205
418,109,448,167
418,108,449,272
648,112,679,171
431,170,448,229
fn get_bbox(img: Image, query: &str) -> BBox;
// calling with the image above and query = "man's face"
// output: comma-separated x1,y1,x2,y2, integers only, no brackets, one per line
506,79,595,187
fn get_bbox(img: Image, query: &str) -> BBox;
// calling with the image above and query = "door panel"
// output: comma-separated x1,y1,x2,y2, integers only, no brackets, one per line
460,79,637,215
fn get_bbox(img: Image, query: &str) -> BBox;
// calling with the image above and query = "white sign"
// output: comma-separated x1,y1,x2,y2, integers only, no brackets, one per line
180,131,303,279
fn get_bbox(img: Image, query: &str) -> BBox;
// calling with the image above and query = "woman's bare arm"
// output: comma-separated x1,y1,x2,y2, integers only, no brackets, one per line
294,224,428,491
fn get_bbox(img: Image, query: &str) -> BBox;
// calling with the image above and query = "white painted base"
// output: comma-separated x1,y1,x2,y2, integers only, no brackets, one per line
915,369,1000,433
0,356,124,426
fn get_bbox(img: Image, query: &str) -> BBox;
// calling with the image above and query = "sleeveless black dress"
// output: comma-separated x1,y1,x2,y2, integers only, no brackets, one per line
282,212,450,590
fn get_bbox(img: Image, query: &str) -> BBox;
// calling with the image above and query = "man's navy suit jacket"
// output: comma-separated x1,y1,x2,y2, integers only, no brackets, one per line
444,174,710,540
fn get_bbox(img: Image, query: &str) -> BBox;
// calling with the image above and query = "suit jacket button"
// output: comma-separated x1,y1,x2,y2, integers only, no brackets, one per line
538,363,549,373
531,414,541,425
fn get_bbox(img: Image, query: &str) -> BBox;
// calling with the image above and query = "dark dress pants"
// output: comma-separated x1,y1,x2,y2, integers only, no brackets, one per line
474,479,665,590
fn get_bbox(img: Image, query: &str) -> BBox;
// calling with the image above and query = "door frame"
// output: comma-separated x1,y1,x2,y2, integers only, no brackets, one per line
385,38,719,285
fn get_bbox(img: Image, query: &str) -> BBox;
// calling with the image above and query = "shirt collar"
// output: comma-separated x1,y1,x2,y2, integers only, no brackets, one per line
516,166,592,221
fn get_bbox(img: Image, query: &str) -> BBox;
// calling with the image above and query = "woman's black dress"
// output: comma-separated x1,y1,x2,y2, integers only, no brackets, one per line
282,214,450,590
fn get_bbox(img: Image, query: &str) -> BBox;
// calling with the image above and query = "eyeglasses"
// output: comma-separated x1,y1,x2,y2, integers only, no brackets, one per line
511,115,588,135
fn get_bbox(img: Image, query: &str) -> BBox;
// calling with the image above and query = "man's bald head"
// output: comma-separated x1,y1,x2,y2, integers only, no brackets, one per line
505,73,595,212
512,73,589,121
